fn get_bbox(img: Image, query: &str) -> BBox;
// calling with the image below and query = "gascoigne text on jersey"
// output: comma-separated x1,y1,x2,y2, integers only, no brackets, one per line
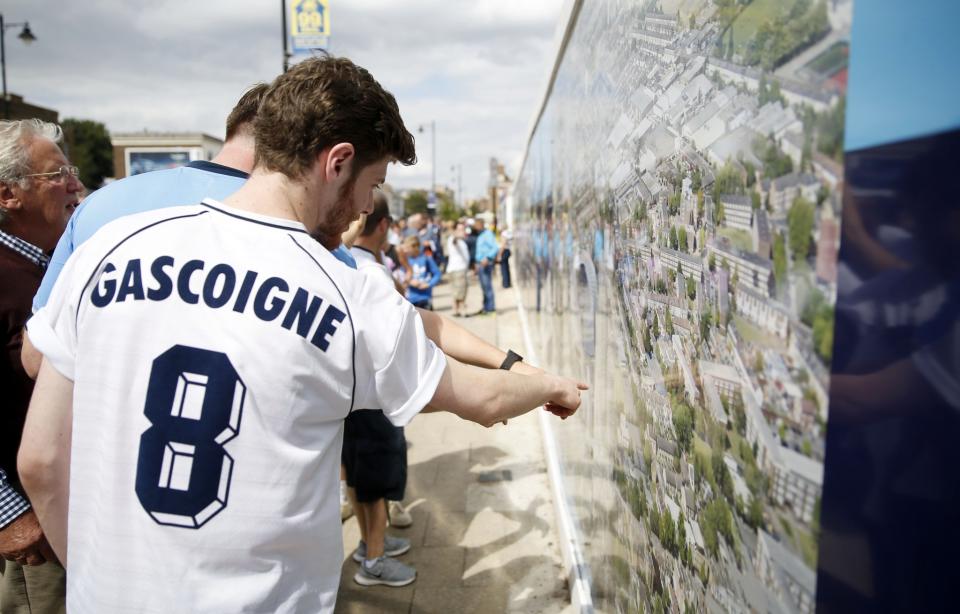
88,256,347,352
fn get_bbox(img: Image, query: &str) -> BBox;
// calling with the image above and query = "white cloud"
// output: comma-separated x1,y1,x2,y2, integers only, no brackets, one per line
2,0,562,198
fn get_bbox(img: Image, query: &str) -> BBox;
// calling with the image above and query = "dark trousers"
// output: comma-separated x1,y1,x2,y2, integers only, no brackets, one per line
478,263,496,312
500,249,512,288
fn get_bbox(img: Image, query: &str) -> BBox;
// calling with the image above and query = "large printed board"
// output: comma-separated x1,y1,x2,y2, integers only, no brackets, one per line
515,1,852,612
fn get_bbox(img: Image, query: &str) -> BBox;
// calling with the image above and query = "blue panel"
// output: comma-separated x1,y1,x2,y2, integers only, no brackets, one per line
845,0,960,151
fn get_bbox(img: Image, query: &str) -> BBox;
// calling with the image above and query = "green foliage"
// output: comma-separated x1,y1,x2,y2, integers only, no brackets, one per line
812,307,834,363
757,75,786,106
668,190,682,215
816,96,846,161
437,192,461,222
652,313,661,340
741,0,831,69
670,226,679,250
659,509,679,555
755,134,794,178
714,162,745,198
673,403,695,453
751,190,761,210
403,190,429,216
643,325,653,353
773,231,788,288
678,227,688,252
801,288,826,326
787,196,815,262
61,118,112,189
686,275,697,300
664,307,674,336
712,450,735,503
709,252,717,272
699,310,713,340
697,189,705,220
701,498,736,558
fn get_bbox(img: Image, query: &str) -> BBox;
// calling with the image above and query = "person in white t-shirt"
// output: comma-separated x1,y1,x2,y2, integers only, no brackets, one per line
446,221,471,316
17,56,584,614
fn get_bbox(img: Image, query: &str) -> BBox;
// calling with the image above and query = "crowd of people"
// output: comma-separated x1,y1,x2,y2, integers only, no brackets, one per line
0,55,584,613
351,209,514,317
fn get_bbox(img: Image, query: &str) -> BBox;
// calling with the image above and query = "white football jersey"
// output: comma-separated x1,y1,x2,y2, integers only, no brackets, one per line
28,199,446,613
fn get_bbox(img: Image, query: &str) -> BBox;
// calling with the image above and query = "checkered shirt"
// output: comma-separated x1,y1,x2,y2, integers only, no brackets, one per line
0,228,49,269
0,468,30,529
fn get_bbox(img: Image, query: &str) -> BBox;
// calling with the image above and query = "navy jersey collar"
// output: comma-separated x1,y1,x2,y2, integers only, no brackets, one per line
186,160,249,179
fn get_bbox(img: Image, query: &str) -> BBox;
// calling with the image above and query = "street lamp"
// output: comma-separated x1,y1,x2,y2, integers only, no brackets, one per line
418,120,436,204
1,14,36,119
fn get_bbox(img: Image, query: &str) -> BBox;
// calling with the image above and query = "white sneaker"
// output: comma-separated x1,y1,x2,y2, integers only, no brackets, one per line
340,481,353,521
354,556,416,587
388,501,413,528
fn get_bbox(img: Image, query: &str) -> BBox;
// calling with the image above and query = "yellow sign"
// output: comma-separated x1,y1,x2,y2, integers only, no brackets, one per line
290,0,330,51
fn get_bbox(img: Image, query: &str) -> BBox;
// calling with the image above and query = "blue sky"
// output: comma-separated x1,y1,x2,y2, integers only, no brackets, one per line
2,0,563,199
846,0,960,151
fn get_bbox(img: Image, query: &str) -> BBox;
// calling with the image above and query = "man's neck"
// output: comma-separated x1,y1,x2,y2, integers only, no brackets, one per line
0,220,54,252
221,169,319,230
211,135,255,174
353,235,382,253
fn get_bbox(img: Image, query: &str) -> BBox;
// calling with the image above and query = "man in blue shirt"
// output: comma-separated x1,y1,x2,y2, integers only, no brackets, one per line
473,217,500,314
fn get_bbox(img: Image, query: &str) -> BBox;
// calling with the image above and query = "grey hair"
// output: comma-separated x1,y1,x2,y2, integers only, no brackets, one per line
0,119,63,224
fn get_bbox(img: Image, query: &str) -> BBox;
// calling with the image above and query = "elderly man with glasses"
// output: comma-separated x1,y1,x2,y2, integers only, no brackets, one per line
0,118,80,614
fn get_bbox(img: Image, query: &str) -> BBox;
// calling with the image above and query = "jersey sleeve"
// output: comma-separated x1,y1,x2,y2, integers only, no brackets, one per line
351,271,446,426
32,208,79,313
26,242,92,381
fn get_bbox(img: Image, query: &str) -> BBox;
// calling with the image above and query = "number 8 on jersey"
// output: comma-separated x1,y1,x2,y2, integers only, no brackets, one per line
135,345,246,528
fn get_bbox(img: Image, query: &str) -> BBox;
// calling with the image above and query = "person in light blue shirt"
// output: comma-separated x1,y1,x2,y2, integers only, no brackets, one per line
473,218,500,314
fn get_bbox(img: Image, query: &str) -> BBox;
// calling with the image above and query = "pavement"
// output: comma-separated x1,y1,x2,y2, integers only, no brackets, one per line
334,270,574,614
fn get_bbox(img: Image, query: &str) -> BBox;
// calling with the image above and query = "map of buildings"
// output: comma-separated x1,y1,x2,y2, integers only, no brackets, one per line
514,1,853,612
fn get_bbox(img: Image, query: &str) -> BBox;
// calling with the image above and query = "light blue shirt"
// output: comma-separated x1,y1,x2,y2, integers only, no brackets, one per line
474,229,499,263
33,161,248,313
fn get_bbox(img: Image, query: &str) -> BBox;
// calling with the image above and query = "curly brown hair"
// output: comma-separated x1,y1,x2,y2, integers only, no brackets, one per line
254,55,416,181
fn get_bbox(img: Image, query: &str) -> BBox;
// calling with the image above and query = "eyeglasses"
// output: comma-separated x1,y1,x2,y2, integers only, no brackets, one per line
19,165,80,182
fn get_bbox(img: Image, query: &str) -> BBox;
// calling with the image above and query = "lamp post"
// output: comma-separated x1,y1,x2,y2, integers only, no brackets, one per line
418,120,436,201
1,14,36,119
280,0,291,72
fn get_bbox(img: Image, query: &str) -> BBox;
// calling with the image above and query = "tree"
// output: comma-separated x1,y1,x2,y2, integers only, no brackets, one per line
670,226,679,250
437,192,461,222
678,227,688,252
403,190,429,216
787,197,815,262
652,313,660,340
664,307,674,336
61,118,112,189
699,309,713,340
686,275,697,300
673,403,695,453
773,232,788,288
813,307,834,363
709,252,717,272
751,190,761,210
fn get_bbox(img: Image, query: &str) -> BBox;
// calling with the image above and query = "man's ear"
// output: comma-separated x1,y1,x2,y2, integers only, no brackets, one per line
324,143,356,183
0,181,22,213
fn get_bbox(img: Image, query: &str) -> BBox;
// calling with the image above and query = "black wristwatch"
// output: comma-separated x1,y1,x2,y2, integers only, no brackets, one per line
499,350,523,371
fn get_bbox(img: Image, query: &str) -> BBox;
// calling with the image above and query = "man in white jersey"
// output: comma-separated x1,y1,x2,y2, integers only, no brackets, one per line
18,56,584,613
